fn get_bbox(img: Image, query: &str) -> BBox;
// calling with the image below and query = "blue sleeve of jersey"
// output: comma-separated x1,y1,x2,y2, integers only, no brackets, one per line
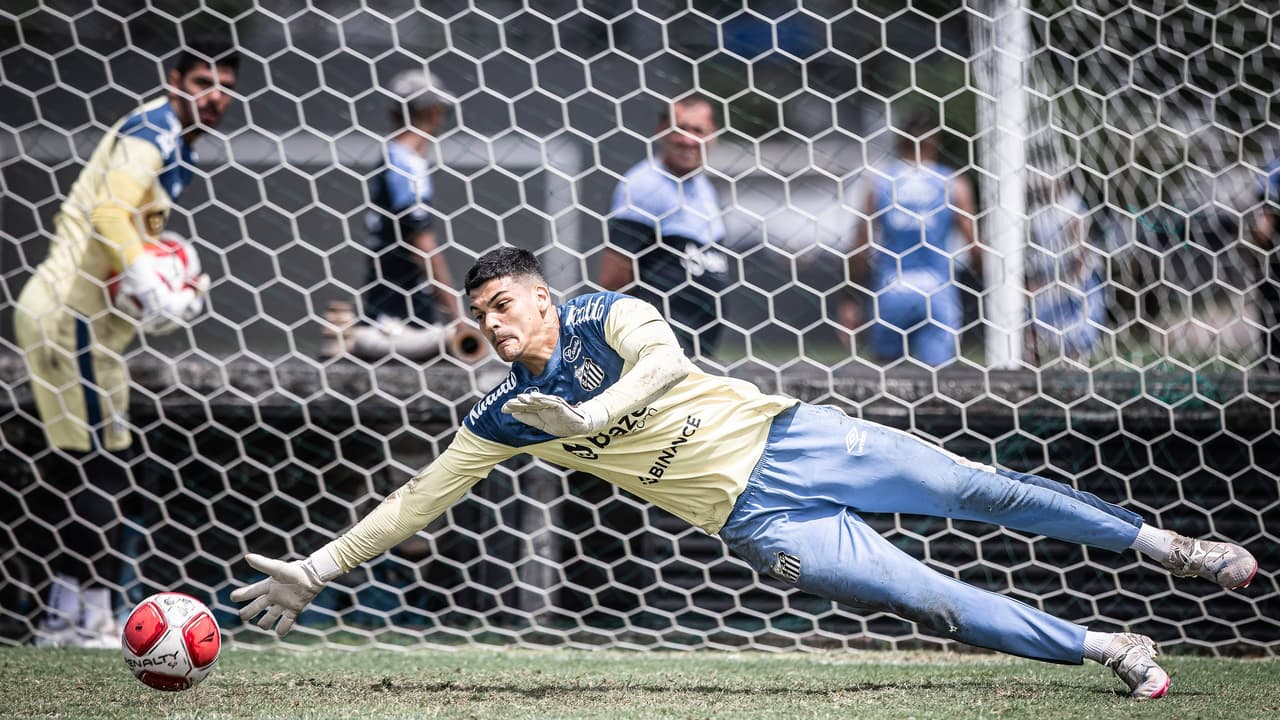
118,108,179,160
562,291,626,334
117,105,193,200
463,371,541,445
466,401,556,447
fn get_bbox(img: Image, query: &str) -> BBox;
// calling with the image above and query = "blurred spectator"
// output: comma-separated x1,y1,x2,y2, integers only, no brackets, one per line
599,95,731,359
839,111,981,367
12,40,233,647
1024,178,1106,362
324,69,484,363
1253,157,1280,368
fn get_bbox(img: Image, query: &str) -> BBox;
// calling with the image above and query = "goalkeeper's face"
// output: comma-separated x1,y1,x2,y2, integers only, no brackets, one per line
169,63,237,133
468,275,557,368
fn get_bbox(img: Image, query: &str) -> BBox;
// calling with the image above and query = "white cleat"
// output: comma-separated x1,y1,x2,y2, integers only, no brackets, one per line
1101,633,1170,700
78,620,123,649
77,620,122,648
1162,536,1258,590
32,620,78,648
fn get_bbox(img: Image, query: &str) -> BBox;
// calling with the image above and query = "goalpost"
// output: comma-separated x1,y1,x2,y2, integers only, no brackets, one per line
0,1,1275,654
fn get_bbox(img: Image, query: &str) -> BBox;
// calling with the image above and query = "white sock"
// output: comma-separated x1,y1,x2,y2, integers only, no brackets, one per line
80,588,113,631
1130,524,1176,562
1082,630,1115,663
45,574,80,628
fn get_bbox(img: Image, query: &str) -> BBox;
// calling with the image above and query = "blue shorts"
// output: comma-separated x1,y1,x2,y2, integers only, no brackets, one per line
870,280,962,366
718,403,1143,663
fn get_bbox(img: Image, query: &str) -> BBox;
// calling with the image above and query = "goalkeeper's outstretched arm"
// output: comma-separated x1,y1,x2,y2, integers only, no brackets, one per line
231,431,510,636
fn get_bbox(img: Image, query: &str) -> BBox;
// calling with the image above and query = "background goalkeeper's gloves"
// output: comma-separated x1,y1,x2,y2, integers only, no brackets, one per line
116,254,210,335
502,390,611,437
231,550,340,637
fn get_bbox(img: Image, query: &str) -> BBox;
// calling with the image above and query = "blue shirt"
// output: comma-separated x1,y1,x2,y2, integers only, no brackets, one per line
608,160,732,355
363,142,438,324
869,159,955,290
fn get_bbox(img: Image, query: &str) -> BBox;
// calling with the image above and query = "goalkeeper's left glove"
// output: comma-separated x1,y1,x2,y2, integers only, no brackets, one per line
230,550,339,637
501,389,611,437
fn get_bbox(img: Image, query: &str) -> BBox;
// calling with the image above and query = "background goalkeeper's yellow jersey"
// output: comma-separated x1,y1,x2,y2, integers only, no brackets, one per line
325,292,796,572
21,96,194,335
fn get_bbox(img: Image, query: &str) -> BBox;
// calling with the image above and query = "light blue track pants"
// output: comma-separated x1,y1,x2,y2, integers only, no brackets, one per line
718,403,1144,664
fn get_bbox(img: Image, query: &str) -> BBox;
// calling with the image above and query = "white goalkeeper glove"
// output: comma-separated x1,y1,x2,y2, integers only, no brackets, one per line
230,551,339,637
501,389,611,437
117,254,210,335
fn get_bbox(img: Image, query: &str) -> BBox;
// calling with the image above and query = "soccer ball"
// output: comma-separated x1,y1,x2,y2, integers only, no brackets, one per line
121,592,221,691
111,231,203,318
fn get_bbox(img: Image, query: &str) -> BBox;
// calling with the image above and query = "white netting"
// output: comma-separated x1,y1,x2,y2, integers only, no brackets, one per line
0,1,1276,653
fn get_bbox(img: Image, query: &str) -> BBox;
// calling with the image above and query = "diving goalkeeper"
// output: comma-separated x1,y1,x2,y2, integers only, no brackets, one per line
235,247,1258,700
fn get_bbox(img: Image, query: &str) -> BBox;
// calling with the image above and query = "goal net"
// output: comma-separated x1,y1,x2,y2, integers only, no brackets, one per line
1,1,1276,654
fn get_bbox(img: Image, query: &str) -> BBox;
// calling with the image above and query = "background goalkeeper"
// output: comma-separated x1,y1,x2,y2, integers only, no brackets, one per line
236,247,1257,700
13,39,235,647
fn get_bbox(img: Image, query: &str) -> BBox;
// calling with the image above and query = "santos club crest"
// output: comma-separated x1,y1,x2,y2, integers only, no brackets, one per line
575,357,604,391
771,551,802,583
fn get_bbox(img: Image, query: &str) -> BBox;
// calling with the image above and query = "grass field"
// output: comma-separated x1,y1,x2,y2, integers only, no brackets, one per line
2,647,1278,719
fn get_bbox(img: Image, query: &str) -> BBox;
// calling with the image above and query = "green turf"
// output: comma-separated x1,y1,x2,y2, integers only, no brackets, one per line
2,647,1277,719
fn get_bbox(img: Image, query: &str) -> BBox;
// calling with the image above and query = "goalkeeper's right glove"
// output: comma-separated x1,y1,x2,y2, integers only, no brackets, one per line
230,550,340,637
116,254,210,335
502,389,611,437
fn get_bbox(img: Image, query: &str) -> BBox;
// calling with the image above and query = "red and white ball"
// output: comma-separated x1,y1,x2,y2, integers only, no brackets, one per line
110,231,203,318
121,592,221,691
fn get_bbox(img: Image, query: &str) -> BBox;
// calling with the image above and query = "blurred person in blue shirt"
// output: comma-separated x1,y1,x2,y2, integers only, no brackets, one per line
838,111,981,367
1254,156,1280,368
1024,177,1106,363
599,95,732,360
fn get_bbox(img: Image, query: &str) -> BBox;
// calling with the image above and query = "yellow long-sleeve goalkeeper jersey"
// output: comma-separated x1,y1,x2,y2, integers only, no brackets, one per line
324,292,797,572
24,97,193,328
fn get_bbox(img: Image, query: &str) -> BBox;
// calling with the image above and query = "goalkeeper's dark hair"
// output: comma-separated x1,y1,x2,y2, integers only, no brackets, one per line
464,247,545,294
174,37,241,77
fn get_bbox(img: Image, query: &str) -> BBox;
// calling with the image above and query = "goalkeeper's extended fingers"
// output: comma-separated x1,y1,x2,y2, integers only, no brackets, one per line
275,610,298,638
503,392,569,414
245,553,291,579
507,412,541,430
257,604,284,632
502,396,545,414
236,594,271,622
230,577,271,604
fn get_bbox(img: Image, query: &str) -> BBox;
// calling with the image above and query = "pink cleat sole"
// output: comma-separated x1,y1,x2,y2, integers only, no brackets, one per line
1145,675,1171,700
1234,561,1259,590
